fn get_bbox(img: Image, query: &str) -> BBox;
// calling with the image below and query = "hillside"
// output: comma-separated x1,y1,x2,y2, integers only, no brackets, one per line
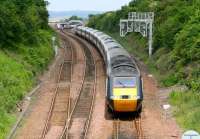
0,0,54,138
88,0,200,132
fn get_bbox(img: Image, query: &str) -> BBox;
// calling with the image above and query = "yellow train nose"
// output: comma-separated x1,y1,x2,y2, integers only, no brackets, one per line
112,88,138,112
113,99,137,112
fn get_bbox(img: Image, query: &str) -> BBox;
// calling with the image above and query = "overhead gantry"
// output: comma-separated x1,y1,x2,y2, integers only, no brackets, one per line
120,12,154,56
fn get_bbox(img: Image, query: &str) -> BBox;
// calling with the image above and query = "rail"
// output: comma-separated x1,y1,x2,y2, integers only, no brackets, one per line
41,37,73,139
59,31,97,139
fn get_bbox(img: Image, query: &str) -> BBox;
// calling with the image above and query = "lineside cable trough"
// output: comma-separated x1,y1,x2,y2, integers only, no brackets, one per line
120,12,154,56
52,36,58,56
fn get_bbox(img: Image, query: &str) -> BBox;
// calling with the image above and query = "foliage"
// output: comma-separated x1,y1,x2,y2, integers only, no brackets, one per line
0,30,53,138
0,0,49,48
87,0,200,132
0,0,53,138
170,91,200,132
68,15,83,21
87,0,200,92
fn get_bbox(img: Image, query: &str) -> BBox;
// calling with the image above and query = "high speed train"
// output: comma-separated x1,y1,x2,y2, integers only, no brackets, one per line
75,26,143,113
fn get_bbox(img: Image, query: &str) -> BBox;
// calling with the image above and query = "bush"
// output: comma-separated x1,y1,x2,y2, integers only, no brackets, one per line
0,30,53,138
161,74,178,87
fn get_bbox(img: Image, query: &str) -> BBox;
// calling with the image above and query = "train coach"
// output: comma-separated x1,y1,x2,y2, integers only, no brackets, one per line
75,26,143,113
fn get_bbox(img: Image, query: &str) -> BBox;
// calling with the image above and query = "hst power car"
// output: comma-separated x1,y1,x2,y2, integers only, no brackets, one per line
75,26,143,113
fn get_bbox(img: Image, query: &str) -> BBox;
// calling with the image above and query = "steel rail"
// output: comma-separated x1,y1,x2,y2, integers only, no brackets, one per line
82,42,97,139
113,119,120,139
59,32,97,139
41,37,73,139
40,53,64,139
59,32,87,139
134,116,144,139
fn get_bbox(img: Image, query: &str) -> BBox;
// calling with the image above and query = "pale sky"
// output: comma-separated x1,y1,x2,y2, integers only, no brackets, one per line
47,0,132,11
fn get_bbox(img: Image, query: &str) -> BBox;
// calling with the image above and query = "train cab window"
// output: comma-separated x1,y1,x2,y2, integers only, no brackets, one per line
113,77,136,88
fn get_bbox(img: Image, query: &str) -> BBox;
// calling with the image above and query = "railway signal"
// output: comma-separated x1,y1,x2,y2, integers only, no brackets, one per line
120,12,154,56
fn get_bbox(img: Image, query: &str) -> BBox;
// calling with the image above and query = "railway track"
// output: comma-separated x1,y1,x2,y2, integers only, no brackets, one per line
60,31,146,139
59,32,97,139
113,119,120,139
113,115,145,139
41,36,74,139
134,116,144,139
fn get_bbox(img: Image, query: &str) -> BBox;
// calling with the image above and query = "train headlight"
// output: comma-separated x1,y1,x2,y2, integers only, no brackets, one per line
136,96,141,99
110,95,120,99
131,96,141,99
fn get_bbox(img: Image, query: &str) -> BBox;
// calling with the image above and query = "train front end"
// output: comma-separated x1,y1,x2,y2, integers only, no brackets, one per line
107,75,143,113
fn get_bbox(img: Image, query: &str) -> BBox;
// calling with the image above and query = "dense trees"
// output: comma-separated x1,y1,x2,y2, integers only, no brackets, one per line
88,0,200,92
0,0,53,138
0,0,49,48
68,15,83,20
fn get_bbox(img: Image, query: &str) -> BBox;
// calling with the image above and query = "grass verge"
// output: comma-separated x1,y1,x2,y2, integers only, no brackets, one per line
0,29,54,139
169,91,200,132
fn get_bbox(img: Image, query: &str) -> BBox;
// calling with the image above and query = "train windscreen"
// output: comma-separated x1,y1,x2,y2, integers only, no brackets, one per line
113,77,136,88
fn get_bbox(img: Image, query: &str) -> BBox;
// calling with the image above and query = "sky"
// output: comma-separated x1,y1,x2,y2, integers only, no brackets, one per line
47,0,132,11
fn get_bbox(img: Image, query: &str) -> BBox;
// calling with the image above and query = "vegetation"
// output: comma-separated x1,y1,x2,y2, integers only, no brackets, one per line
88,0,200,131
88,0,200,90
170,91,200,132
0,0,54,138
69,15,83,21
64,16,84,23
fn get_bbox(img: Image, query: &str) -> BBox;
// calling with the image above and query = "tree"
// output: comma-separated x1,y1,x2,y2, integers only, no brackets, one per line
69,16,83,21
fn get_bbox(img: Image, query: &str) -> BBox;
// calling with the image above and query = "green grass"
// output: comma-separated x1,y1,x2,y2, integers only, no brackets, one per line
0,30,54,139
0,112,16,139
170,91,200,132
0,51,32,138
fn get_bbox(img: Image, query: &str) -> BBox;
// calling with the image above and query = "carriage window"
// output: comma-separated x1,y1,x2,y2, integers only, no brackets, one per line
113,77,136,88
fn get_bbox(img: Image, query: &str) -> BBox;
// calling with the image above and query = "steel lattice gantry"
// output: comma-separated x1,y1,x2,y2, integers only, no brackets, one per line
120,12,154,56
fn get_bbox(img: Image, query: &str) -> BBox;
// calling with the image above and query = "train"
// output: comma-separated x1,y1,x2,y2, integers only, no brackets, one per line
56,20,84,30
75,26,143,113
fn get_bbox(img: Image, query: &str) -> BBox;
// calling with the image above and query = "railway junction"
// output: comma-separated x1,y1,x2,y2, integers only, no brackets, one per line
9,26,182,139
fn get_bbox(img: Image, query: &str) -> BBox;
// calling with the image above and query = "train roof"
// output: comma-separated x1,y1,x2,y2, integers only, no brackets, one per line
108,48,130,59
111,65,138,76
99,35,112,41
89,29,98,33
85,28,93,32
75,26,140,76
105,41,122,47
103,42,121,52
94,31,104,37
111,55,134,67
